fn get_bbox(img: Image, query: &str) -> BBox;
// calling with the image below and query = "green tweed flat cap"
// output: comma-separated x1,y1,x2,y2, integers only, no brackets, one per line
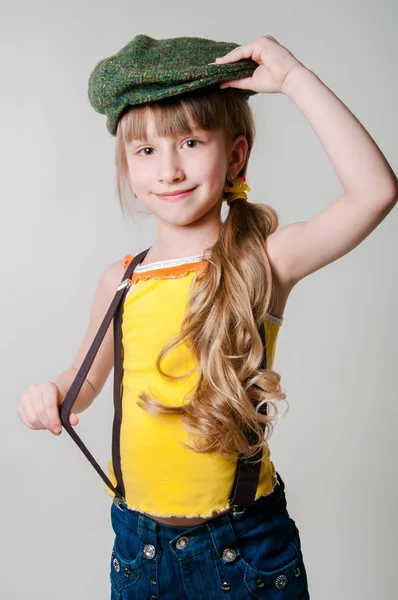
88,34,259,135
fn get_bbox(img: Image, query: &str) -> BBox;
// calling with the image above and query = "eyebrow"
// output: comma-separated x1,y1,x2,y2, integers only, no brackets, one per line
132,128,206,144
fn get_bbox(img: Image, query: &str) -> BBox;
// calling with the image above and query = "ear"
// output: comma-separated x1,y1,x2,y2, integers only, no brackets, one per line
227,135,249,178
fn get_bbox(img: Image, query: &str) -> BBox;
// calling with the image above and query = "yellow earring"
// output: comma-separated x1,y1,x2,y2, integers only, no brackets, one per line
224,174,251,207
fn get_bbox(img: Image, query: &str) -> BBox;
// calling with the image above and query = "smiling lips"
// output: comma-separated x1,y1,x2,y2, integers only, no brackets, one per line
156,187,196,201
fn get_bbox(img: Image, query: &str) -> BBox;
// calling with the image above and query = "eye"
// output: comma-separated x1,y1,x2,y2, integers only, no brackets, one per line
137,147,154,156
182,139,200,149
136,139,200,156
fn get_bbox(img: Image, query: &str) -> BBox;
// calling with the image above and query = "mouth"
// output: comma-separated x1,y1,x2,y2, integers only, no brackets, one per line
156,187,197,202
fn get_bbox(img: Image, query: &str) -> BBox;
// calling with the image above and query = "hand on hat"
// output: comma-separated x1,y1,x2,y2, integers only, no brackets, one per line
210,35,305,95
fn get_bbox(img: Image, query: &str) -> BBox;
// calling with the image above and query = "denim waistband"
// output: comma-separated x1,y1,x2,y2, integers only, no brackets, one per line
111,471,287,554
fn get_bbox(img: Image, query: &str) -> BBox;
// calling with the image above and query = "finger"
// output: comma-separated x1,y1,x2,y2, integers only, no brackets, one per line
28,386,59,434
43,388,63,433
213,41,257,64
219,77,252,90
70,412,79,426
17,405,38,431
21,397,46,430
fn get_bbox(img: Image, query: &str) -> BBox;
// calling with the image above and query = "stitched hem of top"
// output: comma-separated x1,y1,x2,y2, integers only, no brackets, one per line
105,475,279,519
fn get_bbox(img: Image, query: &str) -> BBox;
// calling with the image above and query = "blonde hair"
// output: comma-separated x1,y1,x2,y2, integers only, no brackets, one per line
115,85,287,462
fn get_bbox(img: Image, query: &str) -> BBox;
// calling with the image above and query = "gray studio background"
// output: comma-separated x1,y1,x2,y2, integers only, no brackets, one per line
1,1,397,598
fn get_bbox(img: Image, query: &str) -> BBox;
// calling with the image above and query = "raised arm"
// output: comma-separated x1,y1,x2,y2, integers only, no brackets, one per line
213,36,398,288
268,66,397,287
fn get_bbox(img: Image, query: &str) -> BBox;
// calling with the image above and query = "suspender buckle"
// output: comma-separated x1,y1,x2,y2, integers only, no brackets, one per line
231,504,246,516
117,278,132,291
112,496,126,511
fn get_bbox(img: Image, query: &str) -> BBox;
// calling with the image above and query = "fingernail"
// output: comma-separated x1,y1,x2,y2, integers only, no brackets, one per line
53,426,61,434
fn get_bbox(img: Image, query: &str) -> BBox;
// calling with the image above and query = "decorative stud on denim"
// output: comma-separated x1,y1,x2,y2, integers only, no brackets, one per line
143,544,157,559
175,536,190,549
222,548,237,562
113,558,120,572
275,574,288,589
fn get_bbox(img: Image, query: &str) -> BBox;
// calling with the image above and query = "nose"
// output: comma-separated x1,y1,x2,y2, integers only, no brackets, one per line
157,150,185,184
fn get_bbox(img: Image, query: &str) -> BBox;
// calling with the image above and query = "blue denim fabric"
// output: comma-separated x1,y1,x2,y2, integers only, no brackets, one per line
109,472,310,599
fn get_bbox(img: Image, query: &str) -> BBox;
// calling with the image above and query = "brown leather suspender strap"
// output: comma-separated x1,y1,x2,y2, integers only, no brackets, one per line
59,250,148,501
227,318,267,512
59,246,268,511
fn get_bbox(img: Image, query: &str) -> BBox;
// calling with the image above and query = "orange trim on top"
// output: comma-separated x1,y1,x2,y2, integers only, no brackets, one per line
123,254,209,284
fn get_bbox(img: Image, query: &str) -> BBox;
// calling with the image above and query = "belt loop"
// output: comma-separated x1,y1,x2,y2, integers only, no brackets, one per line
206,513,239,559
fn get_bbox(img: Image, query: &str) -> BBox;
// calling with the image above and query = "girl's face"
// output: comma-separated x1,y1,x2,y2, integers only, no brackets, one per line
124,111,244,228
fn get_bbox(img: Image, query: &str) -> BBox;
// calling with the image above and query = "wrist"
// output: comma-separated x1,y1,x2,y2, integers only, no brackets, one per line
281,65,315,97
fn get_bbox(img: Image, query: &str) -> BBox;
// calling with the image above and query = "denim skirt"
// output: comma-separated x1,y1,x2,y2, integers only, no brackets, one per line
109,472,310,599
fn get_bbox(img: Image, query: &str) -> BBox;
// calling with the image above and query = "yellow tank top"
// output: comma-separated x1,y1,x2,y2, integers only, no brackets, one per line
105,252,284,518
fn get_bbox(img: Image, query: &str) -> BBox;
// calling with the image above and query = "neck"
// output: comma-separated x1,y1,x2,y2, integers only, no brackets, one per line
151,199,223,260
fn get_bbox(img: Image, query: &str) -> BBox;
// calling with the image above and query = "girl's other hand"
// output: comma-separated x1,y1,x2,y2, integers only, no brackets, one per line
17,381,79,436
211,35,305,94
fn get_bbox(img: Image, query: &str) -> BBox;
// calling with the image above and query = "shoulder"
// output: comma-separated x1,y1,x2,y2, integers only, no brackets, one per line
99,256,130,290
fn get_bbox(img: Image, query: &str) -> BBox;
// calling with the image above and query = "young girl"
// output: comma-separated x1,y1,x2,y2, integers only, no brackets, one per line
17,34,397,599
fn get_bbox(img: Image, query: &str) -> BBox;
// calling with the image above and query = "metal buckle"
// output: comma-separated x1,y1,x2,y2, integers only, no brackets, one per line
117,279,131,291
230,504,246,516
112,496,125,511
